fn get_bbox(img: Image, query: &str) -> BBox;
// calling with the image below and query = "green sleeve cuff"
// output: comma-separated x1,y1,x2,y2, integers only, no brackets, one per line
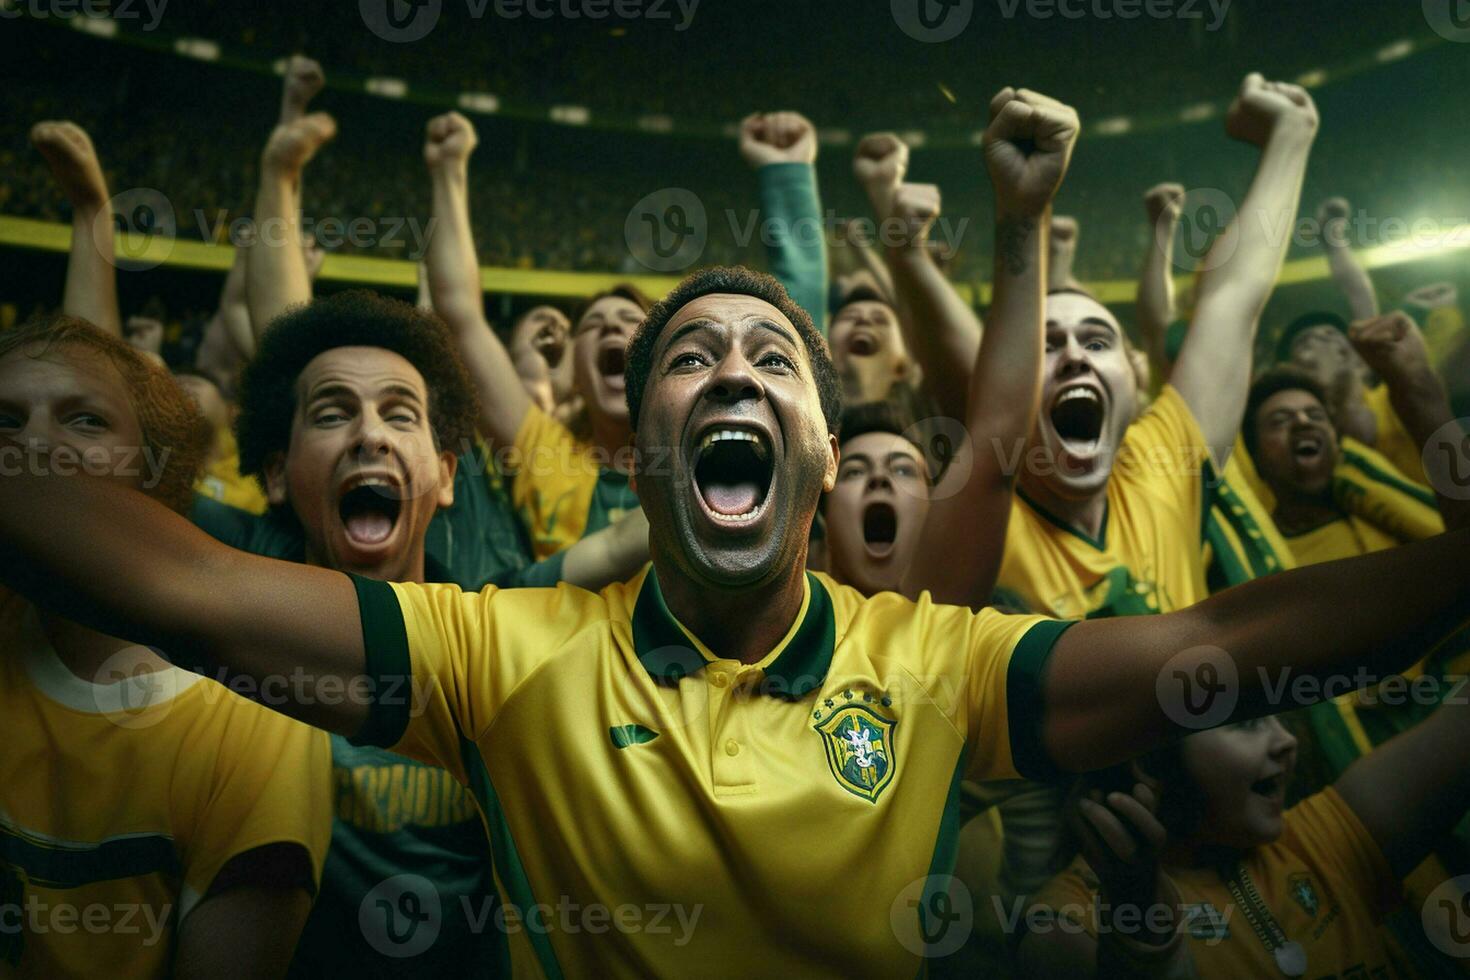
347,574,413,749
497,549,569,589
1006,619,1079,781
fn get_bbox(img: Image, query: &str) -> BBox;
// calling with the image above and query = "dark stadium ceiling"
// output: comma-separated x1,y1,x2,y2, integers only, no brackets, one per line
8,0,1453,143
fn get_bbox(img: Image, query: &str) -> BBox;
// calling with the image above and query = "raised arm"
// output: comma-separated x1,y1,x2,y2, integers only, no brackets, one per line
902,88,1078,607
0,459,369,738
245,56,332,340
1333,674,1470,879
1170,74,1318,465
1318,197,1379,321
739,112,828,332
31,121,120,336
855,132,982,420
1047,215,1082,293
1349,311,1470,529
1136,183,1186,376
1041,526,1470,773
423,111,531,447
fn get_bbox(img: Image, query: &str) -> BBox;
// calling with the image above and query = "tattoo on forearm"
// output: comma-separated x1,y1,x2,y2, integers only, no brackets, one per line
998,215,1036,277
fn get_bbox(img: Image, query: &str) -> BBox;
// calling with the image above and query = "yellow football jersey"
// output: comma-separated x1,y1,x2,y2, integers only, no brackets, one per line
0,598,332,978
1362,383,1428,486
509,405,638,559
998,385,1210,618
194,425,269,516
1029,788,1402,979
1284,516,1404,567
347,566,1074,977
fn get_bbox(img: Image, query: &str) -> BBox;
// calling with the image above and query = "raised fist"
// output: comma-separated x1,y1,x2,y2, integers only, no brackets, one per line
739,112,817,169
1049,215,1081,291
1404,282,1459,310
886,182,940,251
983,88,1080,217
853,132,909,218
280,55,325,124
1144,183,1186,226
1349,312,1430,386
1317,197,1351,225
1071,774,1168,912
124,316,164,356
424,112,479,172
302,232,325,281
30,120,109,211
261,112,337,178
1225,73,1318,147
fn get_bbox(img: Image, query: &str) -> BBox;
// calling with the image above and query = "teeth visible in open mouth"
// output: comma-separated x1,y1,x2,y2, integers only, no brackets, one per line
699,429,765,454
1056,387,1099,406
708,500,768,524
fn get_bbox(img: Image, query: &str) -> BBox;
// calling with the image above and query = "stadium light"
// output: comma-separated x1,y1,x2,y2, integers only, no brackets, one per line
1296,68,1327,88
550,105,591,126
1179,103,1215,122
366,77,409,99
637,114,674,134
899,130,927,148
459,93,501,114
174,38,221,62
1376,40,1413,63
72,15,118,38
1095,117,1132,136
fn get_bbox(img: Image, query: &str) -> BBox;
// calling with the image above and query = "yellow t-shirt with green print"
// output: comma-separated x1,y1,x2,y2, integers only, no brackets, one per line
510,405,639,559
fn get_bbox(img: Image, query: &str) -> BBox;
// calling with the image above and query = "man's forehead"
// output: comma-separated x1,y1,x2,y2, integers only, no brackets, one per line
1045,293,1120,334
296,346,428,397
660,293,796,345
1263,387,1324,413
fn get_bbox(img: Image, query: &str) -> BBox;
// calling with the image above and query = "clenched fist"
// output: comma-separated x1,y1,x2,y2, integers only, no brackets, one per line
280,55,325,124
886,182,940,252
853,132,909,218
983,88,1080,217
261,112,337,179
1225,72,1318,147
1144,183,1186,227
424,112,479,173
30,120,110,211
739,112,817,168
1349,312,1431,387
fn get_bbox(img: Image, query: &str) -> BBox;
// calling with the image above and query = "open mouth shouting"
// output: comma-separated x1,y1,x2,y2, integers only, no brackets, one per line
692,425,775,528
1289,430,1326,464
598,341,627,393
847,330,881,358
1049,382,1107,461
862,500,898,558
534,325,567,367
1248,770,1288,809
337,473,406,553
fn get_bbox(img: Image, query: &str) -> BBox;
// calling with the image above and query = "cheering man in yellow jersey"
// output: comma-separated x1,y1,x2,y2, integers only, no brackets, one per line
4,89,1470,978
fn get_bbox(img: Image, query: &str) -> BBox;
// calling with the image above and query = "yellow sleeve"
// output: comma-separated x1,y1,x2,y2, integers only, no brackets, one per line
1334,437,1443,542
179,699,332,918
1279,787,1400,916
510,403,600,558
905,593,1077,781
1115,384,1211,532
348,577,601,782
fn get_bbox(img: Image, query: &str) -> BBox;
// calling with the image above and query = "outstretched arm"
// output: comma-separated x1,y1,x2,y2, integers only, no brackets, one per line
903,87,1079,607
1318,197,1379,321
245,56,332,340
740,112,828,332
855,133,983,420
0,459,369,737
1170,74,1318,466
1334,674,1470,879
1349,311,1470,530
31,121,120,336
1136,183,1186,376
1041,527,1470,773
423,111,531,448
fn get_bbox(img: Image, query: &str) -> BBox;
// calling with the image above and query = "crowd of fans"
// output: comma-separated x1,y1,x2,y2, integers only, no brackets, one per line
2,7,1470,980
